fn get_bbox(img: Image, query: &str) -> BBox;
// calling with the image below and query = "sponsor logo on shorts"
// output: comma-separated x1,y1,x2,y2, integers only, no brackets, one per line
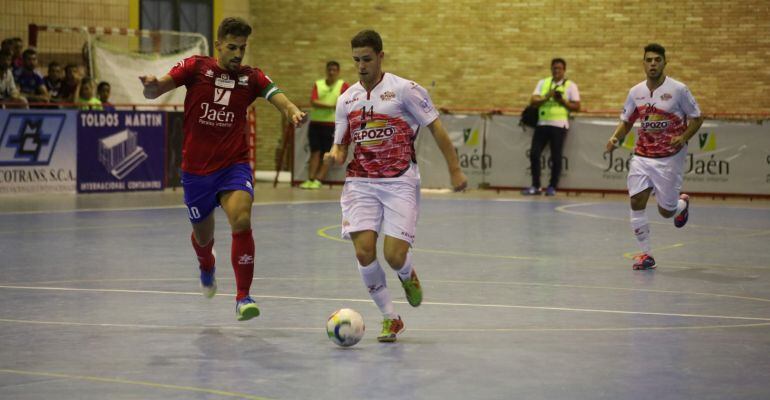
238,254,254,265
401,231,415,239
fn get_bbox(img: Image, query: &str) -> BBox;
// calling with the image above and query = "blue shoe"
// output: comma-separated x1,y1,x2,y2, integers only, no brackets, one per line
545,186,556,196
521,186,541,195
200,267,217,298
674,194,690,228
235,296,260,321
199,249,216,298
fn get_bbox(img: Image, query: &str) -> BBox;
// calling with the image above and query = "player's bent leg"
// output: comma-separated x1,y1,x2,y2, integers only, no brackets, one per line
384,236,422,307
220,190,258,319
191,215,217,298
351,230,378,265
673,194,690,228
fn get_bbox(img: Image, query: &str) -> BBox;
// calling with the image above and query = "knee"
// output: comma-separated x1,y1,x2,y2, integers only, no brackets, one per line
230,211,252,231
384,250,407,270
658,206,675,218
355,246,377,266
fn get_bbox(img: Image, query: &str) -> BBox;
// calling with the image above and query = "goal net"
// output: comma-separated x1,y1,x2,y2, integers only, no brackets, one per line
29,25,208,107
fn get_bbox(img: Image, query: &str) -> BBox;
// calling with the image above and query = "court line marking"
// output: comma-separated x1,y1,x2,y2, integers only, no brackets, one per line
0,200,338,216
555,202,770,260
316,224,542,261
0,318,768,332
554,202,770,232
0,369,271,400
13,277,770,303
0,285,768,322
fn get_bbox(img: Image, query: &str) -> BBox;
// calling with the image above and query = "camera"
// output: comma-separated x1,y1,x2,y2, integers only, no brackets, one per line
552,91,563,100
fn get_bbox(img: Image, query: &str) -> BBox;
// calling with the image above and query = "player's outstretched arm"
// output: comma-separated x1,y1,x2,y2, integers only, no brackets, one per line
427,118,467,192
269,93,306,127
606,120,633,152
323,144,349,166
139,74,177,99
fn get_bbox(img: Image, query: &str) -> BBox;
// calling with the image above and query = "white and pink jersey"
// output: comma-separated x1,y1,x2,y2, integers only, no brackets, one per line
334,73,439,180
620,76,701,158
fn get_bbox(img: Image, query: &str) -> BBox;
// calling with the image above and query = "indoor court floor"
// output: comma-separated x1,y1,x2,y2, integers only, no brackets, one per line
1,184,769,399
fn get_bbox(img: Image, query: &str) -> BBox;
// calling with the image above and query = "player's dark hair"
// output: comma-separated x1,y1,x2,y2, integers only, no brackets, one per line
22,48,36,59
351,30,382,53
217,17,252,39
48,61,60,69
97,81,110,91
551,58,566,68
0,48,11,59
326,60,340,69
644,43,666,60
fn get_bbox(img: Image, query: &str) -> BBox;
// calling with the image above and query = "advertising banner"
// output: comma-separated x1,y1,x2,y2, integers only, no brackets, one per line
416,114,486,188
0,109,77,193
77,111,166,193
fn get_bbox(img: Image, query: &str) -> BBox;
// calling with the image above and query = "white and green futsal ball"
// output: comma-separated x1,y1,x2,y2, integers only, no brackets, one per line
326,308,365,347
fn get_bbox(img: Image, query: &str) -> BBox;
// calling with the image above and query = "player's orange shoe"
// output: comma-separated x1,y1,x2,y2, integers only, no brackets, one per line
632,254,656,270
377,316,404,342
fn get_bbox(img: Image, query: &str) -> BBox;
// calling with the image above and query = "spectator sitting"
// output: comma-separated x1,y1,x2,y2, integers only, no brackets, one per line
97,81,114,111
9,38,23,70
45,61,65,103
0,48,28,107
76,77,103,110
14,48,49,106
59,63,84,105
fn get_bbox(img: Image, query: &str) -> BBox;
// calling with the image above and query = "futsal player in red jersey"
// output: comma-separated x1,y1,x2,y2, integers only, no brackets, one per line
140,17,305,320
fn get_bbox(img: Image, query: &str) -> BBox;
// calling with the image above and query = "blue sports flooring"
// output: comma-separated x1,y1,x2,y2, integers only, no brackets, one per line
0,188,769,399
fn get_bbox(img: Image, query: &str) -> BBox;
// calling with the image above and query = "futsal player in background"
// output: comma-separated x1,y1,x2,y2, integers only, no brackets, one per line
325,30,467,342
605,43,703,271
140,17,305,320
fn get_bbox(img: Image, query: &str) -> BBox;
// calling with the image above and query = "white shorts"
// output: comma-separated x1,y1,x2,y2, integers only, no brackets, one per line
340,179,420,244
627,148,686,211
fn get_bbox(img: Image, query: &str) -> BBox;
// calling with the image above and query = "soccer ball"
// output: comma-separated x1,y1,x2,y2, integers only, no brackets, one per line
326,308,365,347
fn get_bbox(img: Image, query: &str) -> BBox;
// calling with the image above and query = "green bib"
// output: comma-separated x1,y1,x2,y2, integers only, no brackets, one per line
310,78,345,123
538,77,571,122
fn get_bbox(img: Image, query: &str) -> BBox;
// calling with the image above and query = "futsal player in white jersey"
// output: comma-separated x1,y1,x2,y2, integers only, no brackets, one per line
606,43,703,270
324,30,467,342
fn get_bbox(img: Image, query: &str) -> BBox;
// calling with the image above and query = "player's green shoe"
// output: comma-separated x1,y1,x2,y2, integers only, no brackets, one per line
399,270,422,307
377,316,404,342
235,296,260,321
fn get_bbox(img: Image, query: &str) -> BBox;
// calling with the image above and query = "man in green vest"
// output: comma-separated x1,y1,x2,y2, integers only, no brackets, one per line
300,61,350,189
521,58,581,196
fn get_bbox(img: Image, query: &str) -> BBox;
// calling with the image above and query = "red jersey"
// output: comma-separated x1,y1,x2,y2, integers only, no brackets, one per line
168,56,280,174
620,77,701,158
334,73,439,180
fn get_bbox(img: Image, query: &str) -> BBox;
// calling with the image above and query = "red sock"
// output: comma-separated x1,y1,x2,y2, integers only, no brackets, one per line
231,229,255,301
191,233,215,272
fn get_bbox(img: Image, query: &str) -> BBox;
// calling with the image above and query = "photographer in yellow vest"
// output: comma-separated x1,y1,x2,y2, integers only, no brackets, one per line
521,58,580,196
300,61,350,189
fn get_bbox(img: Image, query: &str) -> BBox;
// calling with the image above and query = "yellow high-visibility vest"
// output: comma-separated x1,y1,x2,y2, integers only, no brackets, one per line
310,79,345,123
538,77,572,122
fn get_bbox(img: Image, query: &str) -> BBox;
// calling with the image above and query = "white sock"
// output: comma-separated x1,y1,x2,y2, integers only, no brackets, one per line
396,252,413,281
358,259,396,319
674,198,687,217
630,209,652,255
